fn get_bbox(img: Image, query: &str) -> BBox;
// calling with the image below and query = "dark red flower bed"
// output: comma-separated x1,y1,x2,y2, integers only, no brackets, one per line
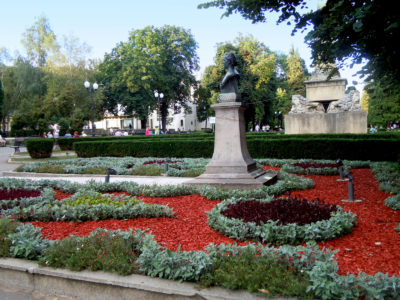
29,168,400,277
0,188,41,200
221,197,337,225
143,159,183,165
293,162,339,169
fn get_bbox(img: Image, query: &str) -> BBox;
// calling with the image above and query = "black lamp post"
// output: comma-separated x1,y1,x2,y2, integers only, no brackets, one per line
154,91,164,132
84,81,98,137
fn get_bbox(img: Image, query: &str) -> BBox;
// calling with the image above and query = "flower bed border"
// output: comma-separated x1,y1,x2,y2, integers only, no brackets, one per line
208,197,357,245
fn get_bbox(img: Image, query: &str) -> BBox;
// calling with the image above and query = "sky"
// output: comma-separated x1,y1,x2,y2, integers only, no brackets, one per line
0,0,363,89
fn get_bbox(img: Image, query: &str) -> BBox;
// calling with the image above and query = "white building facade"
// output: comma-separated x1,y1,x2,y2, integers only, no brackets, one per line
94,100,211,132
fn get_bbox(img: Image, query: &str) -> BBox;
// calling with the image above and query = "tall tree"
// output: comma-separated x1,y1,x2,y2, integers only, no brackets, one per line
193,84,213,128
286,47,307,96
21,16,60,67
0,79,3,131
200,35,278,128
366,82,400,128
99,25,199,131
198,0,400,86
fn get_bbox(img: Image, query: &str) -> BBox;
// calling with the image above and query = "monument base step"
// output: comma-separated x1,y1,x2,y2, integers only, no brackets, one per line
186,172,277,190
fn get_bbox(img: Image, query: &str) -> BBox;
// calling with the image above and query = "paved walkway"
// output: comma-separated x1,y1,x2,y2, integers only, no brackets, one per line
0,146,191,186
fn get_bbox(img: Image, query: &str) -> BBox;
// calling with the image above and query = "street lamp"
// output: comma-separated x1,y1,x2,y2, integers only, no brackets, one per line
154,91,164,133
84,81,98,137
274,111,282,129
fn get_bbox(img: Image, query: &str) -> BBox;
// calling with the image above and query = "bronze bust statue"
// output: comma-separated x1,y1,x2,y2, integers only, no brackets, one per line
218,52,241,103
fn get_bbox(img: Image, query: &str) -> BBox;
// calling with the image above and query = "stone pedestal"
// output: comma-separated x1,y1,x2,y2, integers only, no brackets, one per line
284,111,368,134
187,102,276,190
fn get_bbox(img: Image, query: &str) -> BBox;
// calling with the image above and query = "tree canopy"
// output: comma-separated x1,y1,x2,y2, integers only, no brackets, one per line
0,16,100,135
99,25,199,131
199,35,308,128
199,0,400,86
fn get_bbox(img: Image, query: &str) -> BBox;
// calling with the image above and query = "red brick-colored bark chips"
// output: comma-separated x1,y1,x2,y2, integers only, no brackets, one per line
31,167,400,277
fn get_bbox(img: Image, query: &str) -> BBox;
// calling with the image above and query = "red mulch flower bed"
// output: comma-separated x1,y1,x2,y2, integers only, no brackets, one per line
30,168,400,277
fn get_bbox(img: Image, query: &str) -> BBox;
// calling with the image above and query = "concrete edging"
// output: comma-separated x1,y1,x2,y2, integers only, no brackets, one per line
0,258,268,300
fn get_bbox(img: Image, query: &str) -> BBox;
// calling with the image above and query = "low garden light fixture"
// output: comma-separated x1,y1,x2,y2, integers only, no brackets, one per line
336,159,347,181
164,157,171,173
105,167,117,183
341,169,362,203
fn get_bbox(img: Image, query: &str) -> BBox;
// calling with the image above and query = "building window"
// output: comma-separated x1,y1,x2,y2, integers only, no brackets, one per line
180,120,184,127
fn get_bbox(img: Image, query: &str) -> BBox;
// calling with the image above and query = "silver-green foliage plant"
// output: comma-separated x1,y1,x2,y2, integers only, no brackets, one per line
370,162,400,210
0,183,173,222
198,170,314,200
20,157,211,177
8,223,51,260
207,197,356,245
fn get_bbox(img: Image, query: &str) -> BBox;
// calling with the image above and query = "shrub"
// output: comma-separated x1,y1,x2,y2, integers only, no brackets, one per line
42,230,141,275
25,138,54,159
0,217,20,257
73,137,400,161
199,247,312,297
130,165,163,176
34,164,66,173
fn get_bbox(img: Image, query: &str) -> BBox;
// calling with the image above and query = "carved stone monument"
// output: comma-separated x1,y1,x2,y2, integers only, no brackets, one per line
187,52,276,189
284,67,367,134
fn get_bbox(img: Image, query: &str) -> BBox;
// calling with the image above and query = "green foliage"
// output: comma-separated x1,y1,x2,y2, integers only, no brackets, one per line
72,136,400,161
25,138,54,158
385,194,400,210
99,25,199,131
73,139,214,158
0,217,20,257
199,1,400,86
41,229,141,275
66,192,140,208
200,34,298,127
200,247,312,297
8,223,51,260
367,82,400,128
370,162,400,194
208,197,356,245
0,185,173,222
34,163,66,173
130,165,163,176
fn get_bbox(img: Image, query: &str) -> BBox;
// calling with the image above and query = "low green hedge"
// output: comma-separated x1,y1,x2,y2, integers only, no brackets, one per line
74,139,214,158
59,132,400,151
25,138,54,159
58,134,214,150
73,137,400,161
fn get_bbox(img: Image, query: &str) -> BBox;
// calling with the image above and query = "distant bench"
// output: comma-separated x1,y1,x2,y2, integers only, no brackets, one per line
9,138,24,153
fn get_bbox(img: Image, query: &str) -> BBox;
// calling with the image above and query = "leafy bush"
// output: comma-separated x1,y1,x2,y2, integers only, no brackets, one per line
385,194,400,210
41,229,141,275
34,164,66,173
199,247,312,297
25,138,54,159
0,217,20,257
73,137,400,161
66,192,140,208
130,165,163,176
8,223,51,260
